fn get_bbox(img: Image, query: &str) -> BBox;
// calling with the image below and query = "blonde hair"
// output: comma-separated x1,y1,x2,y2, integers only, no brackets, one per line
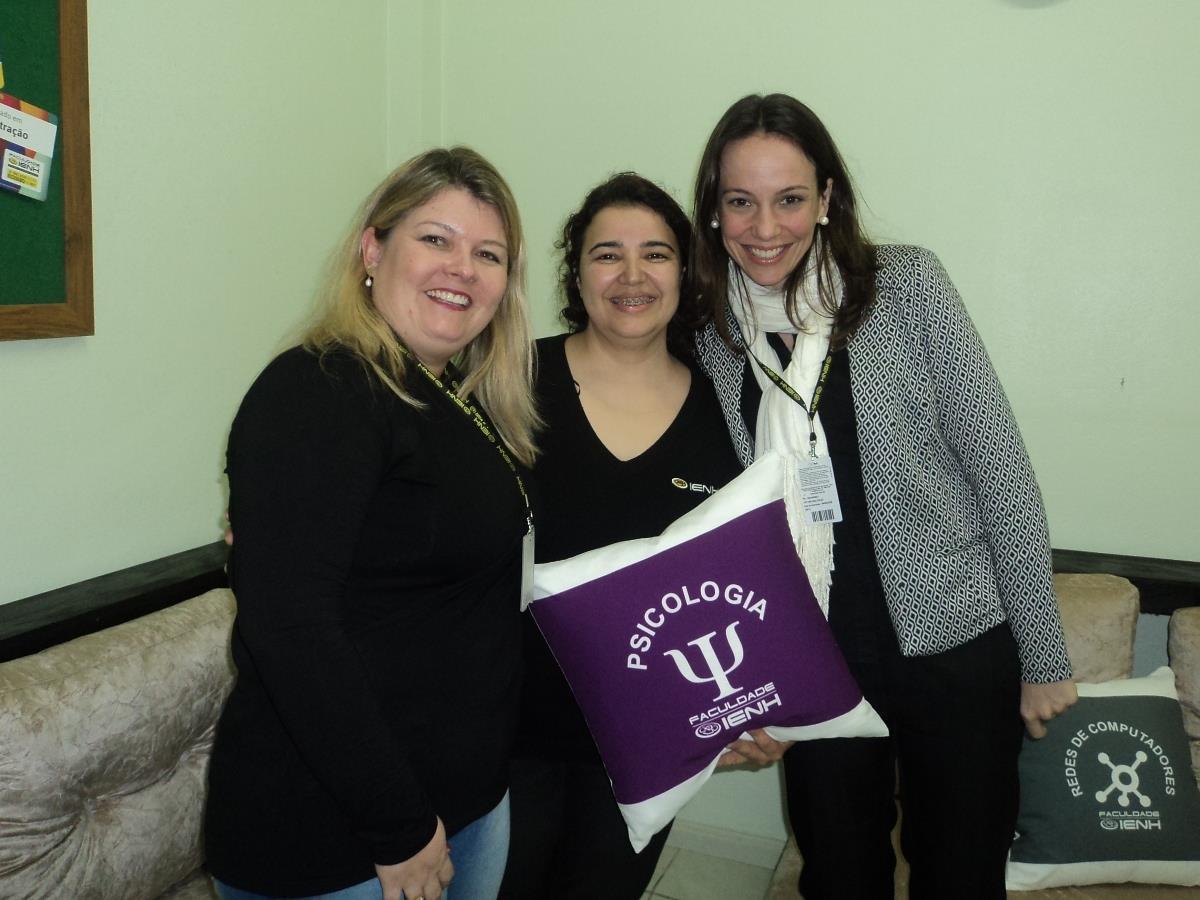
304,147,539,465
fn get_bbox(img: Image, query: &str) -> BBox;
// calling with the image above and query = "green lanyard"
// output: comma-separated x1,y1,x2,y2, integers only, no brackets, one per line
405,352,533,535
748,345,834,458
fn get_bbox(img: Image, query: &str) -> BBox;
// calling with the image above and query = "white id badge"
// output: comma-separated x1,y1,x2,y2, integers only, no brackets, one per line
797,456,843,525
520,528,536,611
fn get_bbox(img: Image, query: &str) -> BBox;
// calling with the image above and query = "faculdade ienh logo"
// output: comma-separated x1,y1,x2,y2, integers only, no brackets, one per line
1011,693,1200,865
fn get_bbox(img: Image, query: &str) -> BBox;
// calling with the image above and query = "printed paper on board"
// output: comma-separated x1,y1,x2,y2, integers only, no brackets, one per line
0,93,59,201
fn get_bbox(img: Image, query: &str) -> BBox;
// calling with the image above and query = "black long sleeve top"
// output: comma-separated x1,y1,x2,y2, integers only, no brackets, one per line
205,345,526,896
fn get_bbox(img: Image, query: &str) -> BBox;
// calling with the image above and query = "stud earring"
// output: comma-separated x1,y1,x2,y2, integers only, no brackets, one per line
364,274,374,288
818,215,829,226
710,218,719,230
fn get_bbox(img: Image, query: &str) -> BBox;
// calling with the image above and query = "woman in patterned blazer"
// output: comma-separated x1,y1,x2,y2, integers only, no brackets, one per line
689,93,1078,900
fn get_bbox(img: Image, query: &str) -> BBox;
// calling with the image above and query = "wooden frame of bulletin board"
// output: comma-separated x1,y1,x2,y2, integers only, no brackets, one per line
0,0,92,341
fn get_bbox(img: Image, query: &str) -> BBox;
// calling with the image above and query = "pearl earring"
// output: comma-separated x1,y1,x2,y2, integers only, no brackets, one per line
710,218,719,229
818,215,829,226
364,275,374,288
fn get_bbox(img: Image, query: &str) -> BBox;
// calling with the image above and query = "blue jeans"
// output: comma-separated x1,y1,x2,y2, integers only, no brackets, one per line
213,792,510,900
213,878,383,900
447,790,510,900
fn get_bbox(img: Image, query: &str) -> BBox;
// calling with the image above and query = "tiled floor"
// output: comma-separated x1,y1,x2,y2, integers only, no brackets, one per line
640,846,776,900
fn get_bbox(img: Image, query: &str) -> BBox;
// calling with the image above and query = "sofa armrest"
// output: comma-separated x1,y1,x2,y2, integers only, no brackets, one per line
1169,606,1200,782
0,588,235,898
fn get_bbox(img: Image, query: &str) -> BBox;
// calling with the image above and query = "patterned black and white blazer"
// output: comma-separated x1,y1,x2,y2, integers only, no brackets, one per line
695,244,1072,683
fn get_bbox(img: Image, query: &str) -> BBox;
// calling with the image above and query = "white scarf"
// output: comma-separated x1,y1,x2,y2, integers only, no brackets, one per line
728,252,844,614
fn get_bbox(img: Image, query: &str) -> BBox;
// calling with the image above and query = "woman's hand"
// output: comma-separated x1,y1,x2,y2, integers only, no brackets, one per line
716,728,793,768
374,818,454,900
1020,679,1078,739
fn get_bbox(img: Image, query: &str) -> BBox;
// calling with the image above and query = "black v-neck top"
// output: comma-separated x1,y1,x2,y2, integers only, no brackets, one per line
516,333,741,760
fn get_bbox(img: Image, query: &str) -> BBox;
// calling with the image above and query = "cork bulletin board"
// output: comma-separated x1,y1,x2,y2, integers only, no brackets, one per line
0,0,92,340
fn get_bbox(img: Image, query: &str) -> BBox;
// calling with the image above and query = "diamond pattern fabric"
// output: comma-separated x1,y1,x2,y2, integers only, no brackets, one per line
696,245,1071,683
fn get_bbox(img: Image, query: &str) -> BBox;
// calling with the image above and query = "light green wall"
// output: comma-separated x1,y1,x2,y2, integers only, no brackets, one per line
6,1,1192,598
386,0,444,164
432,0,1200,564
0,1,390,604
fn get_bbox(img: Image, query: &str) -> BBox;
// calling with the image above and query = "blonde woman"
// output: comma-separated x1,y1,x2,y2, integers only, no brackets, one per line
206,147,538,900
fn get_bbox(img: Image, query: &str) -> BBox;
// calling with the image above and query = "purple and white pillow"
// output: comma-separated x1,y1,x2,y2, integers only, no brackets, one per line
530,452,888,850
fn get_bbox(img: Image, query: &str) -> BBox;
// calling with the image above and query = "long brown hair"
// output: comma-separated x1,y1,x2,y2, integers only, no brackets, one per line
691,94,878,349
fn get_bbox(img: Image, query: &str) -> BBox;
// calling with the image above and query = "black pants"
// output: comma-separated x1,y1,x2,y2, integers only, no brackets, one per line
784,623,1024,900
497,756,671,900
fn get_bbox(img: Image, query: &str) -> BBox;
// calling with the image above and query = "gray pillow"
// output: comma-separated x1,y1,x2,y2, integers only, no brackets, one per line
1007,667,1200,889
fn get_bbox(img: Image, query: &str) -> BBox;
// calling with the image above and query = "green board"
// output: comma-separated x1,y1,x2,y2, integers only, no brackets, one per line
0,1,66,305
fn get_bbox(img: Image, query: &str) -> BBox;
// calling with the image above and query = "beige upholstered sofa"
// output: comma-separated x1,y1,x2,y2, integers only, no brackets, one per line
0,576,1194,899
0,588,234,900
767,574,1200,900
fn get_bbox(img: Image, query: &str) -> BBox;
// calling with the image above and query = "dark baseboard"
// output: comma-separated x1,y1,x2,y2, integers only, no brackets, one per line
1051,549,1199,616
0,542,229,662
0,543,1194,663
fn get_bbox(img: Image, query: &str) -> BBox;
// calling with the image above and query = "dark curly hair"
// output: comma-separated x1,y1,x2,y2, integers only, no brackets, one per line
557,173,702,360
691,94,879,350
